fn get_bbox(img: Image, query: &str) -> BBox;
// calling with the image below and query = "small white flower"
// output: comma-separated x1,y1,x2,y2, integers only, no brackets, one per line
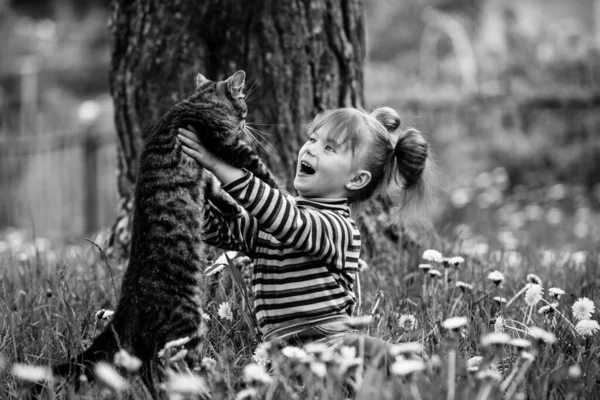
114,349,142,372
95,309,114,321
494,316,505,333
448,256,465,268
201,313,211,321
166,370,209,394
11,364,52,383
94,362,128,392
244,363,272,384
493,296,507,304
398,314,418,332
524,284,544,306
575,319,600,336
336,346,362,374
442,316,468,331
456,281,473,292
508,338,532,350
281,346,308,361
201,357,217,369
357,258,369,272
344,315,373,328
390,342,423,356
427,269,442,279
528,327,557,344
466,356,483,372
480,332,511,347
390,359,426,376
418,263,432,272
548,287,565,299
526,273,542,286
217,302,233,321
487,271,505,285
572,297,595,321
538,303,558,315
310,361,327,377
422,249,443,263
252,342,271,366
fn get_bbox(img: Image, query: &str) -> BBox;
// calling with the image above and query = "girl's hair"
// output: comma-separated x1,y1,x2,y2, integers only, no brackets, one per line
308,107,434,218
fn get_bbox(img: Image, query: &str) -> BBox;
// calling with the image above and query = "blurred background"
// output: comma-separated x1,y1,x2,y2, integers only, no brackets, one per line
1,0,599,254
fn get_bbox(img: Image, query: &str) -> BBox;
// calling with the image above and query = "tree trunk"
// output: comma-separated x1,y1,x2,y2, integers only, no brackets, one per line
107,0,366,259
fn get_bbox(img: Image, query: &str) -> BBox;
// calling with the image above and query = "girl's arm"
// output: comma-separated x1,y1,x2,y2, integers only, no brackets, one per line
201,199,258,255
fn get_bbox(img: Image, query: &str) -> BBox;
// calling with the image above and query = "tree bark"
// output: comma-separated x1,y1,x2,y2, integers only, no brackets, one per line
107,0,367,259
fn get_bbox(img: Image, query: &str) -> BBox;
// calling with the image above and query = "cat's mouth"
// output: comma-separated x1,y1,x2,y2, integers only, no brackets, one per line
299,160,315,175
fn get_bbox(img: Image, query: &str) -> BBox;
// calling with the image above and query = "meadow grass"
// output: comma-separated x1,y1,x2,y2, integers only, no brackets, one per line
0,229,598,399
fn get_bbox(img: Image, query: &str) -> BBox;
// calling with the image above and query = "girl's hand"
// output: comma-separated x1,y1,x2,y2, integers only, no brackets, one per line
177,126,245,185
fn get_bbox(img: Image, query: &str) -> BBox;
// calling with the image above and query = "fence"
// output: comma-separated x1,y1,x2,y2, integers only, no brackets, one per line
0,129,118,239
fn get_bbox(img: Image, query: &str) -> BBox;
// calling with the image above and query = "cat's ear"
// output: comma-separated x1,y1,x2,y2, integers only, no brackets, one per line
196,73,209,88
228,70,246,97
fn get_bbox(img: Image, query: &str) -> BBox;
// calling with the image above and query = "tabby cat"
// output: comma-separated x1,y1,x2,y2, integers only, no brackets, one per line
53,70,278,391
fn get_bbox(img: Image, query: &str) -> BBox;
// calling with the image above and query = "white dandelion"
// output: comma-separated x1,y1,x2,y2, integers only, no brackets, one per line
418,263,432,273
236,388,259,400
344,315,374,328
493,296,507,304
158,336,191,359
526,273,542,286
336,346,362,374
281,346,308,361
448,256,465,268
494,316,505,333
94,362,128,392
252,342,271,366
422,249,443,263
217,302,234,321
572,297,595,321
466,356,483,372
398,314,418,332
524,284,544,306
310,361,327,377
427,269,442,279
480,332,511,347
487,271,505,286
390,342,423,357
95,309,114,321
575,320,600,337
114,349,142,373
201,312,211,321
390,359,426,376
166,370,209,394
528,327,557,344
548,287,565,299
442,316,468,331
244,363,273,384
456,281,473,292
11,364,53,383
538,303,558,315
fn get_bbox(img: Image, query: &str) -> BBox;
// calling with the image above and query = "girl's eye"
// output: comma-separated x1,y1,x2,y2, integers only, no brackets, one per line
308,137,316,143
325,145,335,152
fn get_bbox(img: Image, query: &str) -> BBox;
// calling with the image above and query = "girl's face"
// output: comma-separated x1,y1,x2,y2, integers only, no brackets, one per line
294,127,357,199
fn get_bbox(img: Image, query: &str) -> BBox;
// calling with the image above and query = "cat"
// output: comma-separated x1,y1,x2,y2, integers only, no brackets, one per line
52,70,278,392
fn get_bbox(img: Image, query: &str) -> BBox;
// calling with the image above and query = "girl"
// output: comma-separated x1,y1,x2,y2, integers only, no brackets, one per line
177,106,432,355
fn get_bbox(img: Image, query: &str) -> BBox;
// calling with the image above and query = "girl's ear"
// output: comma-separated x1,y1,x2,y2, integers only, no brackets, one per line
228,70,246,97
345,170,372,192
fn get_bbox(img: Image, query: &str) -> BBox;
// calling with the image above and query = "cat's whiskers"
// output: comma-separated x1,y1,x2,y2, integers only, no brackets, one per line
244,79,261,100
244,127,276,155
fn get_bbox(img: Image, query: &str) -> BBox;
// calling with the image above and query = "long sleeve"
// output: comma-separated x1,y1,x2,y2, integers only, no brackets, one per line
222,171,356,269
201,199,258,254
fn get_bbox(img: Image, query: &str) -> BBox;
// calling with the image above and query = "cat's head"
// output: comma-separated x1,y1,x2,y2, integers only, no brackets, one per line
185,70,248,144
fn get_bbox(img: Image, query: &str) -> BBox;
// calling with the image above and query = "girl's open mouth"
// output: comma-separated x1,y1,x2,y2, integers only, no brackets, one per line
299,161,315,175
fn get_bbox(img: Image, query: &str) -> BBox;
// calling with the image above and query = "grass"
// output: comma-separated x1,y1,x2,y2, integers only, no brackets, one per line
0,225,598,400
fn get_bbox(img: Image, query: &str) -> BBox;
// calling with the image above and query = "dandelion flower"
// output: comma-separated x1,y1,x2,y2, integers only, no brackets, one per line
253,342,271,366
442,316,468,331
538,303,558,315
480,332,511,347
441,257,451,268
336,346,362,374
493,316,505,333
548,287,565,299
390,342,423,357
236,388,259,400
11,364,52,383
524,284,544,306
95,309,114,321
575,320,600,336
281,346,308,361
158,337,190,359
94,362,128,392
487,271,505,286
357,258,369,271
422,249,443,263
493,296,507,304
476,369,502,382
201,312,211,321
528,327,557,344
508,338,532,350
418,263,432,273
448,256,465,268
244,363,273,384
572,297,595,321
456,281,473,292
201,357,217,369
390,359,426,376
427,269,442,279
114,349,142,373
466,356,483,372
166,370,209,394
398,314,418,332
344,315,373,328
519,351,535,362
526,273,542,286
217,302,233,321
310,361,327,377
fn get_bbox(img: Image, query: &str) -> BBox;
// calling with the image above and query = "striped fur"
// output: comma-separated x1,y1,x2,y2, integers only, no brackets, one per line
53,71,278,391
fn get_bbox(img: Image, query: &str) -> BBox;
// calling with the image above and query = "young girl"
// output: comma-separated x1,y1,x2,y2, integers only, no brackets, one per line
177,106,432,353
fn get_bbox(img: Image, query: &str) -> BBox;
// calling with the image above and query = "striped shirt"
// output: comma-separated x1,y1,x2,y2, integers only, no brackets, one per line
202,171,361,341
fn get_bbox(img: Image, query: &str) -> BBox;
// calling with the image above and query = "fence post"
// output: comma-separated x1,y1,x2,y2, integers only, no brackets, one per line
83,129,100,234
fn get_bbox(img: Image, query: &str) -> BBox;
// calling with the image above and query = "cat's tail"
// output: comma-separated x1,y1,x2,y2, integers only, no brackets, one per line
52,325,120,387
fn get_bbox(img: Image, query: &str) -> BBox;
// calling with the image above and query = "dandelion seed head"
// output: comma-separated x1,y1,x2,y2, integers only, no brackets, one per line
422,249,443,263
526,273,542,286
11,364,52,383
524,284,544,306
244,363,273,384
398,314,418,332
480,332,511,347
548,287,565,299
487,271,505,285
575,319,600,336
442,316,468,331
528,326,557,344
390,359,426,376
94,362,128,392
217,302,234,321
572,297,595,321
